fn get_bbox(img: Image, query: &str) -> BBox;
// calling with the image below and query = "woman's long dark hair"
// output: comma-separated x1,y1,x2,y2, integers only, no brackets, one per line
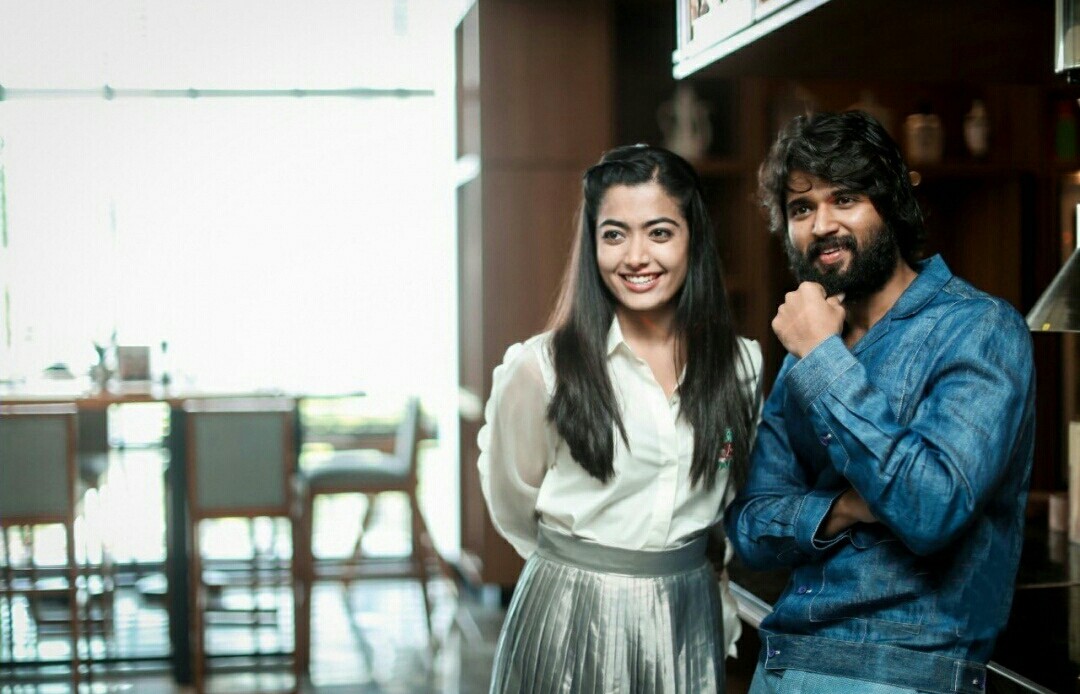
547,144,757,489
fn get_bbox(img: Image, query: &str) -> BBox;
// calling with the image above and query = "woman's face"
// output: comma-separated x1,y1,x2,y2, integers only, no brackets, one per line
595,181,690,321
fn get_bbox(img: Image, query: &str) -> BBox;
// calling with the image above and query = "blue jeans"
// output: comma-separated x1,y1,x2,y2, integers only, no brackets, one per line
749,661,927,694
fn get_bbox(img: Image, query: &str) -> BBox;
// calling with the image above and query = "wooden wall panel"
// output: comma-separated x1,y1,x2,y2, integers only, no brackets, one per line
480,170,581,387
457,178,484,397
480,0,612,163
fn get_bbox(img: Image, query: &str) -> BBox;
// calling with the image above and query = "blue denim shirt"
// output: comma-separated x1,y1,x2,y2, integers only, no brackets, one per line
725,256,1035,694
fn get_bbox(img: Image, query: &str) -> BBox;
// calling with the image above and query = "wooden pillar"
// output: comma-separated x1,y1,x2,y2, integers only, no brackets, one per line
455,0,613,587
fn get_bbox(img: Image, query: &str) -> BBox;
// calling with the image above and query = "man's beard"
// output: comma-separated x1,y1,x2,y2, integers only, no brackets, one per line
785,223,899,302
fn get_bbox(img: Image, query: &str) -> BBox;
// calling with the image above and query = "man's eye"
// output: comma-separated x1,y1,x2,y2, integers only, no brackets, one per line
788,205,809,218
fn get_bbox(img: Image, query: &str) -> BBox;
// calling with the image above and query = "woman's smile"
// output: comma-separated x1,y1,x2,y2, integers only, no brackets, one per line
621,272,662,291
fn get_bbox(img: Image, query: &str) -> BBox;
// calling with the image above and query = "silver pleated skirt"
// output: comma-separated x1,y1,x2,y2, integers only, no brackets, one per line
489,525,724,694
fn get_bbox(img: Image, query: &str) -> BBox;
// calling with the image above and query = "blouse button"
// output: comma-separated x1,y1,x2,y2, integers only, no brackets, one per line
819,432,833,446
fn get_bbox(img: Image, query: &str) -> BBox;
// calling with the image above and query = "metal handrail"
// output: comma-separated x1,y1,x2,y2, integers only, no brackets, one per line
729,581,1058,694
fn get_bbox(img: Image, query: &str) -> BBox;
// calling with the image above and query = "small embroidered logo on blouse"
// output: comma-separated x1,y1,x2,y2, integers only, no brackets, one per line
717,428,734,469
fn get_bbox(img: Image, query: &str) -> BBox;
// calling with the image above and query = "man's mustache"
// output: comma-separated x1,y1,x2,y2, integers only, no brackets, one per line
807,236,857,261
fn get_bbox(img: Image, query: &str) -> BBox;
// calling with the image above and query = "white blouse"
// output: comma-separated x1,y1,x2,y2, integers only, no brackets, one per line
477,317,763,657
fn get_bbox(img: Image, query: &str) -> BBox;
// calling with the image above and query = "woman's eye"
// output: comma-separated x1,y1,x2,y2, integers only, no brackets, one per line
600,229,622,241
649,228,673,239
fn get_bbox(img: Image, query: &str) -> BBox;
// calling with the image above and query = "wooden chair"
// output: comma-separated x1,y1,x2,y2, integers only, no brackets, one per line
295,396,447,673
184,398,305,693
0,404,83,687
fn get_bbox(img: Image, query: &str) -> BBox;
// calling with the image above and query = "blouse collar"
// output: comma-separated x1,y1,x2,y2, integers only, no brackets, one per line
605,316,629,356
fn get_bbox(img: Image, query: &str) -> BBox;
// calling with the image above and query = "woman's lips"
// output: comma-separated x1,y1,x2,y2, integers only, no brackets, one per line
621,273,660,292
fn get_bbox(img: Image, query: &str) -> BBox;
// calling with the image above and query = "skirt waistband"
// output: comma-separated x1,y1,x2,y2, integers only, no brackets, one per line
535,524,709,577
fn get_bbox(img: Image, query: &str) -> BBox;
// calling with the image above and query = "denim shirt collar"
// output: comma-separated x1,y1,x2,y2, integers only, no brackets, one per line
890,254,953,319
850,254,953,354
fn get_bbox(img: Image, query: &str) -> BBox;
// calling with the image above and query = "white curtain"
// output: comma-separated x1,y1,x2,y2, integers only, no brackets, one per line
0,0,456,398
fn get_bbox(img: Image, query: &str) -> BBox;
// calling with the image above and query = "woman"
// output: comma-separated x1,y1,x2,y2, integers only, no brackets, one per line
478,144,761,693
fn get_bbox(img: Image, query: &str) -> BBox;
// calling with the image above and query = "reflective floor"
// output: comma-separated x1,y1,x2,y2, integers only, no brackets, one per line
1,558,505,693
1,436,502,693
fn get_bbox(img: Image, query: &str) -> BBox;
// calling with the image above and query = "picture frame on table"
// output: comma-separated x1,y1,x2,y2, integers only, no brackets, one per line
117,345,151,382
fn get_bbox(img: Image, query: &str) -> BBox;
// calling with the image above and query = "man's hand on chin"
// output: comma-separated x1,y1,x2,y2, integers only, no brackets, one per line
772,282,845,358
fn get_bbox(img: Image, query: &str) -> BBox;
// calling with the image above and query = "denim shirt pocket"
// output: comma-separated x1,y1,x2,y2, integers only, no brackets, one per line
810,526,937,639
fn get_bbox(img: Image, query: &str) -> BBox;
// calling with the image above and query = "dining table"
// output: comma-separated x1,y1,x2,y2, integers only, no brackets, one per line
0,379,314,684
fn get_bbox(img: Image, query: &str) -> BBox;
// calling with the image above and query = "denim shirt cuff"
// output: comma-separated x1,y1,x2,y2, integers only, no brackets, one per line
796,488,851,553
785,336,858,412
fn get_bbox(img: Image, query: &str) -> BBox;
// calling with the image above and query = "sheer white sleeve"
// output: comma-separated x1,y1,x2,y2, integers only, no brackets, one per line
719,337,764,658
717,479,743,658
477,341,556,559
739,337,765,431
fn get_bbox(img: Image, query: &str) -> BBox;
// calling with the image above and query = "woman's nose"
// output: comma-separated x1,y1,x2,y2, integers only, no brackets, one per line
625,234,650,265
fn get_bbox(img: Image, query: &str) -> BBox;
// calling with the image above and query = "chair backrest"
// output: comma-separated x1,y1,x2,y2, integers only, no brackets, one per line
184,398,295,520
394,397,422,478
0,404,78,525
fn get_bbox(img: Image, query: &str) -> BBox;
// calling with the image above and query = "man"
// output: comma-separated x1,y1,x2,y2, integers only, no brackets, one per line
725,110,1035,694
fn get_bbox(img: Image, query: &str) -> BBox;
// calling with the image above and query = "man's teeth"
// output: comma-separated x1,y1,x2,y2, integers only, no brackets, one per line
626,275,657,284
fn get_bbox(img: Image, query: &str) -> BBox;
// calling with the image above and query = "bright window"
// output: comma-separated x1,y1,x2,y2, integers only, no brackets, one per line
0,0,461,552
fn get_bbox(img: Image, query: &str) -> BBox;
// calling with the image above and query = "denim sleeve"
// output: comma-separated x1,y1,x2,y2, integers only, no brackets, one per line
785,300,1034,556
724,357,851,570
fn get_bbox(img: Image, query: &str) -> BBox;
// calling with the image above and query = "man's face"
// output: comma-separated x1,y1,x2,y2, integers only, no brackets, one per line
783,171,899,301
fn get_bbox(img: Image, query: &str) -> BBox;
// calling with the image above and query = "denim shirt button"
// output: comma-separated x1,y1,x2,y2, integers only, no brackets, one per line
819,432,832,446
796,586,807,594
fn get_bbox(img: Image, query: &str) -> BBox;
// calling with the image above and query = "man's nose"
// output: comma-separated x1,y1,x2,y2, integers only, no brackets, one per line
812,204,839,236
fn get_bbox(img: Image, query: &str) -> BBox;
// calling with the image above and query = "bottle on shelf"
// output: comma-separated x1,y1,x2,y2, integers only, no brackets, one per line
848,90,896,139
963,99,991,158
904,101,944,166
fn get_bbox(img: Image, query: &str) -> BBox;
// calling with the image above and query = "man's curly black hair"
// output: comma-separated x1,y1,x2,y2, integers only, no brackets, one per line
757,110,926,266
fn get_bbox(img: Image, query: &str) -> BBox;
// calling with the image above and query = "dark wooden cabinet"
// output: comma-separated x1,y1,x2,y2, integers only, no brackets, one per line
613,0,1071,492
